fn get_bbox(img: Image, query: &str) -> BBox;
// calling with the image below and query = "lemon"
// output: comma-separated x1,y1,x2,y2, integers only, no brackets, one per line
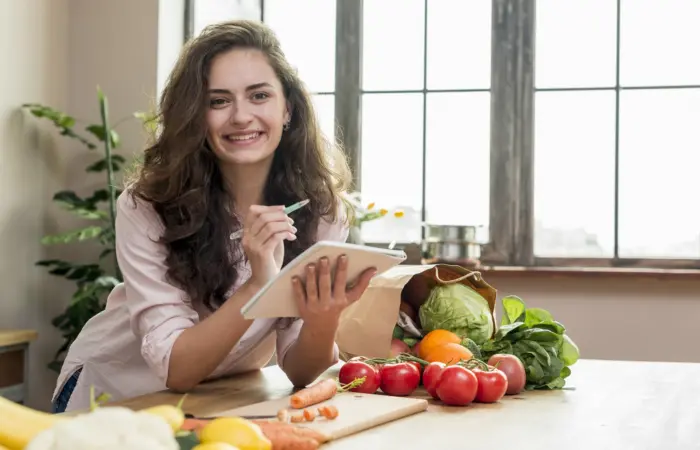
193,443,241,450
142,404,186,432
199,417,271,450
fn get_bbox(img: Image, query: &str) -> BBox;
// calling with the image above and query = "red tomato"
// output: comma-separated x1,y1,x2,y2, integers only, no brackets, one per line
339,360,381,394
406,361,423,382
379,362,420,396
473,367,508,403
487,354,526,395
435,365,478,406
422,362,445,399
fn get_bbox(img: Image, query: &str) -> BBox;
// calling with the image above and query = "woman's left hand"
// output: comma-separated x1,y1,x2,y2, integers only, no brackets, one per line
292,255,376,332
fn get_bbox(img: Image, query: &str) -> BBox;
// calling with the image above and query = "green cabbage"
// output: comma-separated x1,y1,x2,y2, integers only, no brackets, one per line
418,283,494,345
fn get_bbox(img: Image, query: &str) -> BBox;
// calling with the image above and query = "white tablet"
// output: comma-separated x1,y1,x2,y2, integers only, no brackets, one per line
240,240,407,319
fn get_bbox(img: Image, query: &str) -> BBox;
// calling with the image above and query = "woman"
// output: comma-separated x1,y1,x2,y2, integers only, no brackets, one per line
51,19,376,413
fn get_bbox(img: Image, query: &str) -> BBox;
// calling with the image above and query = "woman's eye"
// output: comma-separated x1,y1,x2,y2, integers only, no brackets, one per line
209,98,228,107
252,92,270,101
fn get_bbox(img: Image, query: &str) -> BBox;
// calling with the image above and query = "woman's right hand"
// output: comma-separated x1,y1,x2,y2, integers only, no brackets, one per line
241,204,297,288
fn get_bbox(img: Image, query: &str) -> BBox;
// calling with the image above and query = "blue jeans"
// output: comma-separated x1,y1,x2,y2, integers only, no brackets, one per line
52,368,82,413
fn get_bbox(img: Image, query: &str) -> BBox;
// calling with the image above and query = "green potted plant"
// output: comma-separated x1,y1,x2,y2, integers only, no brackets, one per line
22,87,155,372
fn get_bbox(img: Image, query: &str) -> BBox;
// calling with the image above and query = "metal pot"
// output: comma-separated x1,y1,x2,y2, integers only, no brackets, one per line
422,240,482,261
421,224,488,262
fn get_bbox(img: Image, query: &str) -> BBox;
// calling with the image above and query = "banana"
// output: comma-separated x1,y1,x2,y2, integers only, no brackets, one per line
0,396,65,450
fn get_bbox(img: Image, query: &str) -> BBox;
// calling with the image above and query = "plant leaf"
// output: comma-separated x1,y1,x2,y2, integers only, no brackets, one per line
85,124,120,148
21,103,96,149
501,295,526,325
85,154,126,172
559,334,580,366
41,226,103,245
524,308,554,328
494,321,527,340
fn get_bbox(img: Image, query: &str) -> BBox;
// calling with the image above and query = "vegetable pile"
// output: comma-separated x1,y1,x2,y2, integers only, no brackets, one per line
385,275,580,393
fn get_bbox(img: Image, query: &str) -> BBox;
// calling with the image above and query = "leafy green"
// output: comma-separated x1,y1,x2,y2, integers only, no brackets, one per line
175,431,200,450
479,295,580,390
419,283,495,345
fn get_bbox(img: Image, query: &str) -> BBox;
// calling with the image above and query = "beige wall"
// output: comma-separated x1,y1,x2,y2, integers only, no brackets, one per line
1,0,168,411
1,0,71,411
485,273,700,364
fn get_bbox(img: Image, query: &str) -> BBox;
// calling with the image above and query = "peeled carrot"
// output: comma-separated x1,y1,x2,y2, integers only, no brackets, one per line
318,405,339,420
289,376,365,409
252,420,329,444
181,418,210,433
302,408,317,421
289,379,338,409
252,421,324,450
290,413,305,423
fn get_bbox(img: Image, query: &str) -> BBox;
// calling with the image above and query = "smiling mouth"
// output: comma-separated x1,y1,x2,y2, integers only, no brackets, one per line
224,132,263,142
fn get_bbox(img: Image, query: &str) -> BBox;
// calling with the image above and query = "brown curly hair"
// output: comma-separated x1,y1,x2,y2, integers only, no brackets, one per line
126,20,353,310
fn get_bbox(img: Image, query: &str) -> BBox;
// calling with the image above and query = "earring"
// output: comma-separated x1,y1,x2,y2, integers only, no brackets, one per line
283,120,290,131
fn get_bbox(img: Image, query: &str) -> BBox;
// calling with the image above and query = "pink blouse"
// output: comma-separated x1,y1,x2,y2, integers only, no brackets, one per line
52,191,349,412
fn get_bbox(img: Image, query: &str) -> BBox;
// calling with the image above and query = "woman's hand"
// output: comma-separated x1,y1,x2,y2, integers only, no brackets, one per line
242,205,296,288
292,255,376,332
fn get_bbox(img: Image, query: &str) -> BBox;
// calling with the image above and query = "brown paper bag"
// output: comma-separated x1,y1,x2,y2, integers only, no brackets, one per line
336,264,498,360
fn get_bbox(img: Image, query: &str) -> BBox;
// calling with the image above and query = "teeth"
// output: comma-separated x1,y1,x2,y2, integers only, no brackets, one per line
227,132,260,141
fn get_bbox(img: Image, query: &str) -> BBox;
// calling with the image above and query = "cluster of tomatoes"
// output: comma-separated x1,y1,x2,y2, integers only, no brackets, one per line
338,353,526,407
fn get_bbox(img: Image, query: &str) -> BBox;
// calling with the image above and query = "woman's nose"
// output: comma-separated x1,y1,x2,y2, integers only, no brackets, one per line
230,103,253,125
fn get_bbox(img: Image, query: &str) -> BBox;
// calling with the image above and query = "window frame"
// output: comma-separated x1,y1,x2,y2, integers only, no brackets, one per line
185,0,700,270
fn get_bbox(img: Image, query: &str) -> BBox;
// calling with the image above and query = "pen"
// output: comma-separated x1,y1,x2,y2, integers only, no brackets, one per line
229,199,310,240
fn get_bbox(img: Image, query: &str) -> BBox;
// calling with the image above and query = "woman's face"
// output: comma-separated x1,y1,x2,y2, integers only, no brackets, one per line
205,48,289,167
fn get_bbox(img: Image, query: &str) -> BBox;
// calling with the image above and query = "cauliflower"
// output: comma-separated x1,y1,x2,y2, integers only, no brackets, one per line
26,406,179,450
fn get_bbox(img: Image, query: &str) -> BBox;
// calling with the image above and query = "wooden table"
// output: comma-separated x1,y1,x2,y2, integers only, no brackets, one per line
0,329,38,404
112,359,700,449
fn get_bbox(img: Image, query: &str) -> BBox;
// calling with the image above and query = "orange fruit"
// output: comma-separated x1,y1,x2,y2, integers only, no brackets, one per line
417,329,461,359
424,342,473,365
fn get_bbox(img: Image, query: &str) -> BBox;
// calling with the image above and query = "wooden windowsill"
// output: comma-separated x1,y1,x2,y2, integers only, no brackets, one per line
475,265,700,280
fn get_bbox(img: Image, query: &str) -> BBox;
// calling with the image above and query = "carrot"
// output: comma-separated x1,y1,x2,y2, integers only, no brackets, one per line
289,378,337,409
289,376,366,409
302,408,317,421
261,433,319,450
290,413,305,423
181,418,210,433
317,405,339,420
252,420,329,444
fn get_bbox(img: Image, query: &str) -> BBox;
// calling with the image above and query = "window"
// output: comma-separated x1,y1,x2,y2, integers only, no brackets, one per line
534,0,700,264
359,0,492,244
186,0,700,269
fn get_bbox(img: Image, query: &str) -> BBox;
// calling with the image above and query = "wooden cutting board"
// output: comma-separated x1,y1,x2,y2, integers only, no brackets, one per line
219,392,428,441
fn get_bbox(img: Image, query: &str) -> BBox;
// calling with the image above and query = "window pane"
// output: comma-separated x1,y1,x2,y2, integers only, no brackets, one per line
311,94,335,146
534,91,617,257
535,0,617,88
360,94,424,243
425,93,490,227
619,89,700,258
193,0,261,36
620,0,700,86
363,0,425,91
427,1,491,90
264,0,336,93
